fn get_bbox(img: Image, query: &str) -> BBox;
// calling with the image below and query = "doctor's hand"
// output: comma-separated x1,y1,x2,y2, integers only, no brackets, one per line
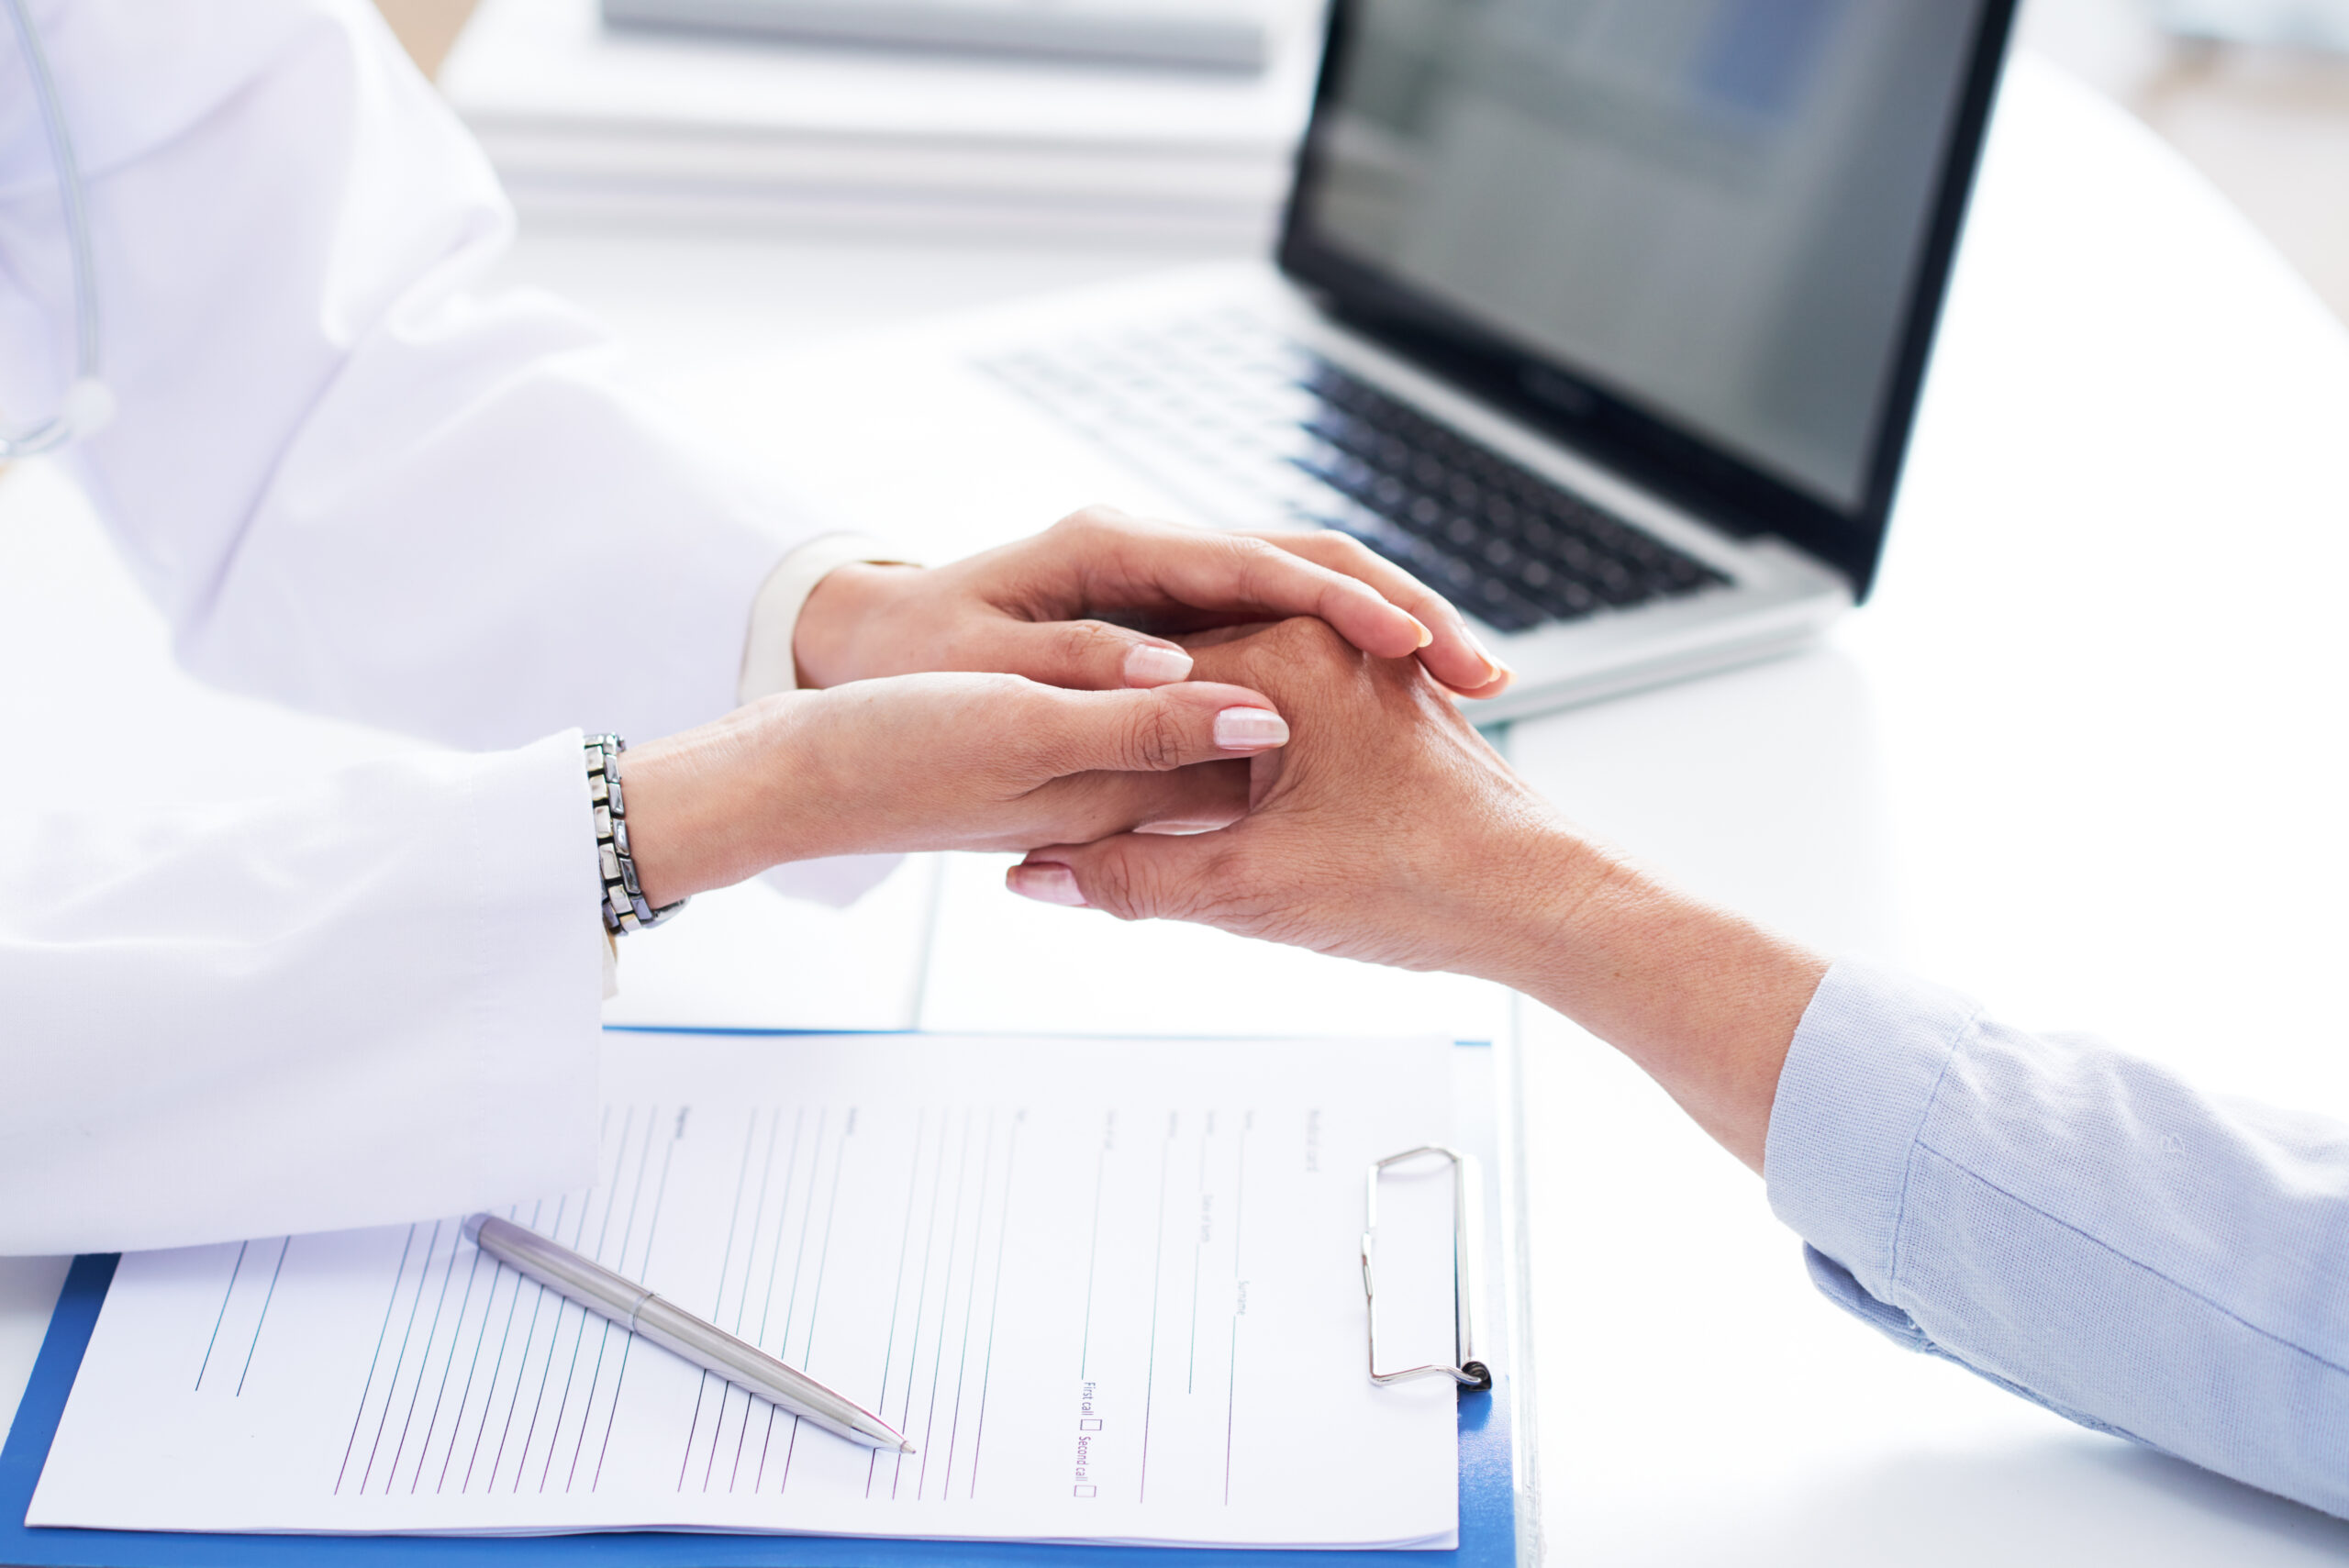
1004,617,1823,1172
614,670,1290,909
790,506,1513,701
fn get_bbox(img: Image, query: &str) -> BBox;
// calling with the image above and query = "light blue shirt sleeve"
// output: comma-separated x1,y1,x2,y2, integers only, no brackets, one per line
1764,960,2349,1518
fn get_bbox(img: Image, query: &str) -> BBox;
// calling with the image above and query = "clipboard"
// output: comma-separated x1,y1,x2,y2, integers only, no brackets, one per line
0,1035,1540,1568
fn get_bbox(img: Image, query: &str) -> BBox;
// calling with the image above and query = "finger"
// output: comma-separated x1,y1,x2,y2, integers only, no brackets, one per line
1247,529,1512,697
1006,861,1093,906
960,616,1199,692
1014,762,1251,848
1129,763,1252,836
1062,512,1440,667
1007,831,1220,922
1012,681,1289,778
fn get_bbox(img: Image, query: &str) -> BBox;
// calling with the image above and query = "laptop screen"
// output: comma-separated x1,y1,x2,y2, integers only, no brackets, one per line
1279,0,2012,592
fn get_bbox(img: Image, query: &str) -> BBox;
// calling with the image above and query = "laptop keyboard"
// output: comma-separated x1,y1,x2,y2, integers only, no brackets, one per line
981,313,1730,634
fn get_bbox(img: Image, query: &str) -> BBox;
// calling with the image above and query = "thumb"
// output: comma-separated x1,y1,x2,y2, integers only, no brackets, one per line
1015,681,1288,777
1007,833,1220,923
982,617,1199,691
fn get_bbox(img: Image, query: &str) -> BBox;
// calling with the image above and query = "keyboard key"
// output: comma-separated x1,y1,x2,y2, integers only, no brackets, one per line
1516,560,1600,618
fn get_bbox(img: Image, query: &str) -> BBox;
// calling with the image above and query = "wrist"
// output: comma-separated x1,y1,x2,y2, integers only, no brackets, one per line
1421,819,1619,990
607,696,840,905
792,562,920,689
1481,826,1826,1172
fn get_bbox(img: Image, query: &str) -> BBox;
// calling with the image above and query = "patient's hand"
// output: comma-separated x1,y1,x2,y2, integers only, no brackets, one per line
1007,617,1826,1175
1005,617,1570,974
791,506,1513,701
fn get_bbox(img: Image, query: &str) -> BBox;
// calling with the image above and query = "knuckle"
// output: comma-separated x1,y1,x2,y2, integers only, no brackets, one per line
983,672,1045,711
1000,682,1072,762
1083,851,1147,922
1052,618,1126,670
1058,504,1126,536
1126,704,1190,772
1265,613,1352,661
1222,533,1282,568
1048,508,1098,542
1220,534,1295,598
1322,532,1430,596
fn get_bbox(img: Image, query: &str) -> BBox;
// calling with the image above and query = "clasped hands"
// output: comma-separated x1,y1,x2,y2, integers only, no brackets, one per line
626,504,1824,1173
618,507,1510,908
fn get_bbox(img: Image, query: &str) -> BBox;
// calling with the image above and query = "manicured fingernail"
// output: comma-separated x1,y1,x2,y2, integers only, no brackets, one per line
1008,863,1087,906
1136,818,1223,836
1213,706,1289,751
1124,643,1194,687
1467,632,1509,685
1410,617,1434,649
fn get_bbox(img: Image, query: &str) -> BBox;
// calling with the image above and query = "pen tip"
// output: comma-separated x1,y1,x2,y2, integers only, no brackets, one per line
899,1441,918,1454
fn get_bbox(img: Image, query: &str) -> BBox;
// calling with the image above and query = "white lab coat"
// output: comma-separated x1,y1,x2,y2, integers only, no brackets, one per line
0,0,822,1255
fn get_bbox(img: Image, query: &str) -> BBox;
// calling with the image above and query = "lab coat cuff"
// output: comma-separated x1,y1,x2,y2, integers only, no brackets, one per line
737,533,918,702
1763,958,1984,1303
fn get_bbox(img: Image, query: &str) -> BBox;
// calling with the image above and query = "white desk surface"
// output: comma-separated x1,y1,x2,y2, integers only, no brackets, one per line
6,50,2349,1565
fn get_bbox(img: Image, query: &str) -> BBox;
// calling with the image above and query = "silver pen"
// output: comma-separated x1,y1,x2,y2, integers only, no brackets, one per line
462,1212,912,1453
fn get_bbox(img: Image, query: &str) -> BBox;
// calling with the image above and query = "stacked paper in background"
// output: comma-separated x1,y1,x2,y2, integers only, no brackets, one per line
438,0,1328,244
601,0,1282,72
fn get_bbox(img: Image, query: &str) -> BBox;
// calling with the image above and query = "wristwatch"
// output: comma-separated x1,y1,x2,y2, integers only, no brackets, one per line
584,734,687,934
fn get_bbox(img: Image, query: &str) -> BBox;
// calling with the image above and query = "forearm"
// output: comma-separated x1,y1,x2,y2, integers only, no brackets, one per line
1463,832,2349,1514
1453,827,1827,1172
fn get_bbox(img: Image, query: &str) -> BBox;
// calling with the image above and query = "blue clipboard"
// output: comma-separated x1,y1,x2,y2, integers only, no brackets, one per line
0,1036,1533,1568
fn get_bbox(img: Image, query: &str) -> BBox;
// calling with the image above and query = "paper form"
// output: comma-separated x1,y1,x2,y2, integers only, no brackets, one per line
30,1032,1464,1546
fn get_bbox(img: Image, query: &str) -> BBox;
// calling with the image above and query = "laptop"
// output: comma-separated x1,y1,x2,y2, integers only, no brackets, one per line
739,0,2019,720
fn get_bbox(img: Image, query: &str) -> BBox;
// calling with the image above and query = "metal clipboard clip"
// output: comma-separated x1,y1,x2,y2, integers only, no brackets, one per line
1361,1145,1493,1392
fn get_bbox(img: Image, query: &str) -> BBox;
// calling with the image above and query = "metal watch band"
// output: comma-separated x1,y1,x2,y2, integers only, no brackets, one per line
584,734,687,935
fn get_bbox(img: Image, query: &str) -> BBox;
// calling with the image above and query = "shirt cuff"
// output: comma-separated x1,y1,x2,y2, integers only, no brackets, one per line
1762,958,1985,1302
738,533,917,702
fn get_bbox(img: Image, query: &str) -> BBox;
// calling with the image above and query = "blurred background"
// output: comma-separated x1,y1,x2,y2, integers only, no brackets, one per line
372,0,2349,324
2019,0,2349,321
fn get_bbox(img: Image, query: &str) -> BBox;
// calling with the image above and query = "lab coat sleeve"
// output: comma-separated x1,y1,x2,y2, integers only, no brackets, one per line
1764,960,2349,1519
0,0,807,751
0,732,603,1257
